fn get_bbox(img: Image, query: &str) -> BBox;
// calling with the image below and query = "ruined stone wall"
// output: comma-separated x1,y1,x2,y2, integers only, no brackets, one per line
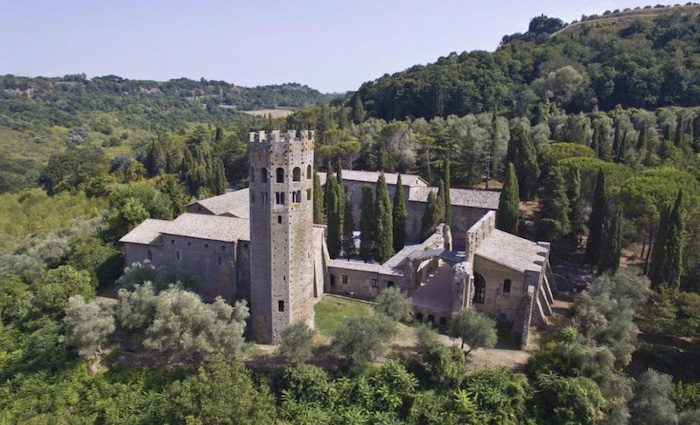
405,202,489,246
327,266,403,300
471,256,530,324
248,130,316,343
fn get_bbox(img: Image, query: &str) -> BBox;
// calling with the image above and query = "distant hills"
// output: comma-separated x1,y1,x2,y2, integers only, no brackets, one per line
353,3,700,120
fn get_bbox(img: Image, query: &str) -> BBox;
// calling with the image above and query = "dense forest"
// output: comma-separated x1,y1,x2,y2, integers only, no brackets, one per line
0,74,337,192
1,3,699,424
352,4,700,119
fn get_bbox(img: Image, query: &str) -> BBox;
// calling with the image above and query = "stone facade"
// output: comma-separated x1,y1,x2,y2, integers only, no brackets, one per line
248,130,318,343
121,130,554,349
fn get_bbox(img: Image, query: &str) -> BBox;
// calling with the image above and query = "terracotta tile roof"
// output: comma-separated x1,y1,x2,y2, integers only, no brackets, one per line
408,187,500,209
318,170,428,187
187,189,249,218
119,219,169,245
474,229,548,273
120,213,250,245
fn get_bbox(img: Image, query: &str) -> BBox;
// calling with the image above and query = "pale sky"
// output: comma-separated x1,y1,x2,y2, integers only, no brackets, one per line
0,0,649,92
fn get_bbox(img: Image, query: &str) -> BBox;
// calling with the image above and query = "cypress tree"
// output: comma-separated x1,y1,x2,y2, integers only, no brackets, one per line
537,167,570,241
313,171,324,224
181,148,197,194
649,190,685,288
598,207,622,275
591,127,600,157
325,173,341,259
359,185,375,262
342,194,356,258
213,158,227,195
585,169,608,266
612,123,622,162
374,173,393,263
420,191,441,241
336,165,345,236
377,143,389,172
435,179,446,225
443,160,452,226
350,92,365,124
566,166,584,250
324,163,335,217
636,123,648,153
496,163,521,234
392,175,408,253
510,122,540,201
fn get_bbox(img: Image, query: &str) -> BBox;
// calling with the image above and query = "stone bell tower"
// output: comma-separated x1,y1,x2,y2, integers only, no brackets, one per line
248,130,316,343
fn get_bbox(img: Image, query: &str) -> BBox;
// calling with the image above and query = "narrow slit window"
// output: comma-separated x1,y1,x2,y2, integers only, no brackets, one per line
278,300,285,312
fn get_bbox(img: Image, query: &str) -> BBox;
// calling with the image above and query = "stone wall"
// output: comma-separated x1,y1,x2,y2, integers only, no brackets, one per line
124,236,238,302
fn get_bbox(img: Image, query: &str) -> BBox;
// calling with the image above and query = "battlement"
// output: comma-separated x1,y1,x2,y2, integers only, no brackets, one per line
249,129,315,143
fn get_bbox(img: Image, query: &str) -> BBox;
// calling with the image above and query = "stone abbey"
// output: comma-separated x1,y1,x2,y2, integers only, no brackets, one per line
121,130,556,347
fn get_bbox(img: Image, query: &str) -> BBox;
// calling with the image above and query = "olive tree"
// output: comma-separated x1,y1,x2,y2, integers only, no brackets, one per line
449,308,497,353
63,295,115,359
278,321,315,364
374,287,413,322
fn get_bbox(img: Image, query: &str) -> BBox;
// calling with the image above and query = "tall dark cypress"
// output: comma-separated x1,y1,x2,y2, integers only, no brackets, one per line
392,175,408,253
325,173,341,259
443,160,452,226
612,123,622,162
598,207,622,275
359,185,375,262
420,191,441,241
336,165,345,237
537,167,570,241
313,171,324,224
566,166,584,247
213,158,227,195
342,194,356,258
350,92,365,124
649,190,685,288
374,173,393,263
510,122,539,201
324,163,335,217
585,169,608,266
497,163,521,234
435,179,446,225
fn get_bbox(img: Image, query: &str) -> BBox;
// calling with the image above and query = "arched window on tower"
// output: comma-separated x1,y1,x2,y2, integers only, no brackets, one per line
261,167,268,183
293,167,301,181
306,164,312,179
276,167,284,183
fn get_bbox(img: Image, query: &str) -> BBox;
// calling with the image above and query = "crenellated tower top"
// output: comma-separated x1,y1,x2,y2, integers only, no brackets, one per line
249,129,315,143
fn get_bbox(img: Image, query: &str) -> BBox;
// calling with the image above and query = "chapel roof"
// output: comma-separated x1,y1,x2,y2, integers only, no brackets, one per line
474,229,548,273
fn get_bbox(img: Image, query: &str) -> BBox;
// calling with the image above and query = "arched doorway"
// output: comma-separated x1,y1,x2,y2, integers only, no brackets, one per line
473,273,486,304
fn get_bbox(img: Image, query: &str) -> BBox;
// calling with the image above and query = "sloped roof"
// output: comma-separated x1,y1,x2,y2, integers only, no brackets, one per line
318,170,428,187
119,219,169,245
120,213,250,245
474,229,548,273
187,189,249,218
408,187,500,209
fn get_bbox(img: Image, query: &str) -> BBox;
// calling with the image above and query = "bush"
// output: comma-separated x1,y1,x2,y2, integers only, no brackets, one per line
62,296,115,359
449,308,497,353
331,314,397,372
374,287,413,322
278,321,315,364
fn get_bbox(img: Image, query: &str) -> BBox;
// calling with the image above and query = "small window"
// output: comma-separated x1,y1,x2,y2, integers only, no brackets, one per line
197,206,202,212
275,192,285,205
416,312,424,321
292,191,300,203
307,164,312,179
292,167,301,181
276,167,284,183
278,215,282,224
306,188,311,200
261,167,268,183
262,192,268,205
176,250,181,260
342,275,348,285
204,243,208,249
278,300,285,312
221,245,226,251
171,239,175,245
427,314,435,324
187,241,192,247
387,281,394,288
503,279,511,294
371,279,377,288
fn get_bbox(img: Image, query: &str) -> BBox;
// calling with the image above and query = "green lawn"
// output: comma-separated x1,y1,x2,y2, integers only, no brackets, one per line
314,295,372,337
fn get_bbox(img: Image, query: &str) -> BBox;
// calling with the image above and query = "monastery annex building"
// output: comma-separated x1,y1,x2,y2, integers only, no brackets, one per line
121,130,556,347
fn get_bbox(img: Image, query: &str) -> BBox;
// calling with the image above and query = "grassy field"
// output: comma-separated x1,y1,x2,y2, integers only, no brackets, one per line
314,295,372,338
